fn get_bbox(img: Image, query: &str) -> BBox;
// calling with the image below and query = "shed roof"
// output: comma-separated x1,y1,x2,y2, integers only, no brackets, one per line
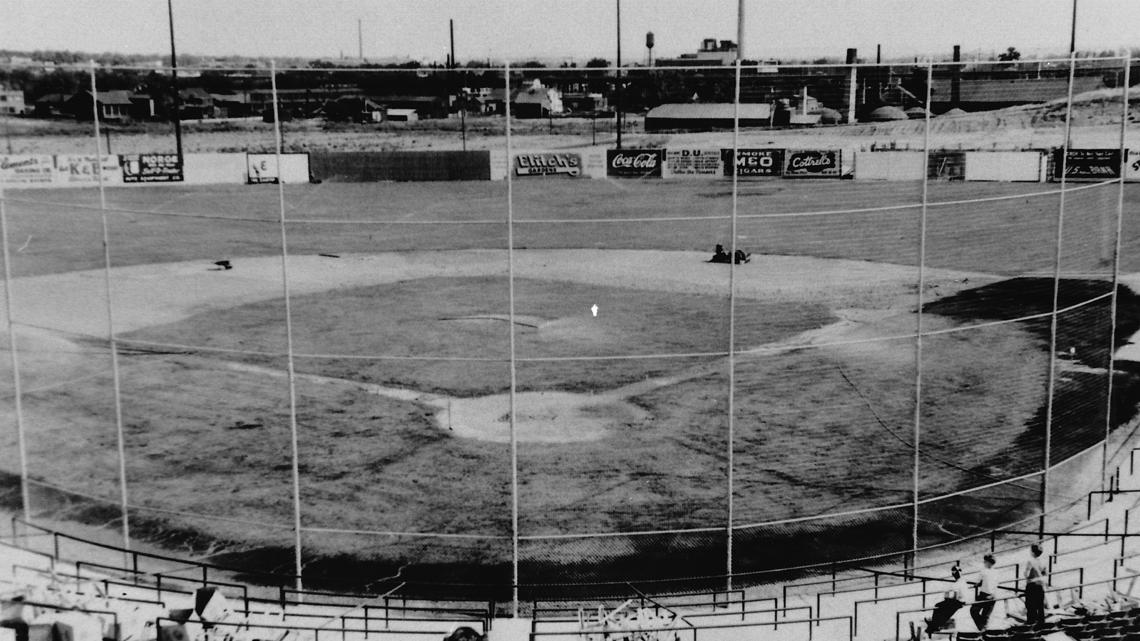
646,102,773,120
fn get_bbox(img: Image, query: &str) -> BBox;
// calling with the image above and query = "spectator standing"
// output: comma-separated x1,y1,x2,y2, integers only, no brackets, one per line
1024,544,1047,626
970,554,998,630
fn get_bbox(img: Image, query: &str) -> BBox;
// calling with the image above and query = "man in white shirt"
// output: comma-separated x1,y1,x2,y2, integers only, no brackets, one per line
1024,544,1047,626
970,554,998,630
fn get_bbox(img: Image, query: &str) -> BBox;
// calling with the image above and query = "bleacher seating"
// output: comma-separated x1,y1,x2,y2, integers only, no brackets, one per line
3,446,1140,641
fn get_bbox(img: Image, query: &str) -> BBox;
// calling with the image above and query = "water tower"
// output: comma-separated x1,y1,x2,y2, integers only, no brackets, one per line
646,31,655,67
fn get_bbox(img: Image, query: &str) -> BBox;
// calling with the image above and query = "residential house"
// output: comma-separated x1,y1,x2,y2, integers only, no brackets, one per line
210,92,252,118
512,80,563,118
0,87,26,115
324,95,385,122
66,90,137,121
33,93,69,118
179,87,216,119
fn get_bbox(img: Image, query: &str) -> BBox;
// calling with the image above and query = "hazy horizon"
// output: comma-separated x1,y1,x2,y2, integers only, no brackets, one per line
3,0,1139,66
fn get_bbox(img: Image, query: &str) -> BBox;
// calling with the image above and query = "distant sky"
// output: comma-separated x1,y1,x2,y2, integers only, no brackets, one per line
3,0,1138,64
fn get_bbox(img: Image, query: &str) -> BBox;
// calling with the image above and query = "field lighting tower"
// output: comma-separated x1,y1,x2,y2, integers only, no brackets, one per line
167,0,183,164
615,0,622,149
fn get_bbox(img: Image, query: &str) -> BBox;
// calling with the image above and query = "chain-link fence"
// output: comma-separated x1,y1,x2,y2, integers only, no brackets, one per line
0,50,1136,607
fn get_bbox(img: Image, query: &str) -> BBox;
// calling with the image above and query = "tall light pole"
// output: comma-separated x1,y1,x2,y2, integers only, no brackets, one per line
1069,0,1078,56
167,0,183,164
615,0,622,149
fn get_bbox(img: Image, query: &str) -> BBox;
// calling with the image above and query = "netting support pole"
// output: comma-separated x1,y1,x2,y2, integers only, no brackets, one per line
0,138,30,527
911,60,933,572
1103,53,1131,491
725,56,742,592
270,60,305,595
91,61,132,557
505,59,521,618
1041,50,1078,537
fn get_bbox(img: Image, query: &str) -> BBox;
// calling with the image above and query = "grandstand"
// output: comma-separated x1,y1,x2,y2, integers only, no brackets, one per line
4,445,1140,640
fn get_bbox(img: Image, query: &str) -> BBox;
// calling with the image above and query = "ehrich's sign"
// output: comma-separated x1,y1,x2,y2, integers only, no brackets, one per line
514,152,582,177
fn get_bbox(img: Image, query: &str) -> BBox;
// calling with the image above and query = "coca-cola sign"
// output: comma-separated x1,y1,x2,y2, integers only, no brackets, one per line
606,149,664,178
783,149,841,177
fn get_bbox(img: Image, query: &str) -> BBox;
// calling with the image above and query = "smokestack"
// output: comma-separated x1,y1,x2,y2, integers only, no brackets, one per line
952,45,961,108
846,48,858,124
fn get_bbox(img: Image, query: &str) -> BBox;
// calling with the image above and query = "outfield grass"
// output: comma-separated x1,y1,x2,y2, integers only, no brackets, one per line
4,180,1136,277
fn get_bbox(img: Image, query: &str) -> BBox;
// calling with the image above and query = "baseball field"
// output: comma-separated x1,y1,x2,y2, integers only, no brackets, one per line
1,175,1139,592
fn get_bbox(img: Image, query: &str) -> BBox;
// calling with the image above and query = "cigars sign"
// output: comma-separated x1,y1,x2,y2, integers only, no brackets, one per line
606,149,664,178
783,149,842,177
514,152,582,177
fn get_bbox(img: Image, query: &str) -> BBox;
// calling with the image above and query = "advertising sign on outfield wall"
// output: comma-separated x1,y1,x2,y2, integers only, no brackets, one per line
664,149,722,178
0,155,54,186
52,154,122,184
606,149,664,178
783,150,842,177
963,151,1045,182
121,153,184,183
721,148,784,177
1052,148,1121,180
1126,150,1140,182
514,152,582,177
247,153,311,184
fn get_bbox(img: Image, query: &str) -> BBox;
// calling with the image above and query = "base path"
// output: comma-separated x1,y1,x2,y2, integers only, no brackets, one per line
1,249,994,338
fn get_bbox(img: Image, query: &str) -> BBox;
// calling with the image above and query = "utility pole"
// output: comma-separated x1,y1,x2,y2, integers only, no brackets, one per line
737,0,744,61
167,0,183,164
358,18,363,60
451,19,466,151
615,0,622,149
1069,0,1078,56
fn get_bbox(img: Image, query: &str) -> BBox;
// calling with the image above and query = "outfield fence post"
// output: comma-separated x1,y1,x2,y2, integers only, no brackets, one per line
1041,48,1078,536
725,52,743,594
90,59,132,561
911,58,934,569
504,58,521,619
269,59,305,597
1104,52,1131,496
0,106,31,530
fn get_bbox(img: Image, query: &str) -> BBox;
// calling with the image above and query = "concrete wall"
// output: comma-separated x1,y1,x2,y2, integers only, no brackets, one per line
964,151,1046,182
183,153,248,184
310,151,489,182
854,151,926,181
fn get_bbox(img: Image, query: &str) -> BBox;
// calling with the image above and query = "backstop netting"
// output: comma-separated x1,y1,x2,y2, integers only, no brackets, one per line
0,54,1136,604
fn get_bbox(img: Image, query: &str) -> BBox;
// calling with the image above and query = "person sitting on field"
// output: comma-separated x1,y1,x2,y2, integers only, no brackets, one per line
709,244,730,263
734,249,751,264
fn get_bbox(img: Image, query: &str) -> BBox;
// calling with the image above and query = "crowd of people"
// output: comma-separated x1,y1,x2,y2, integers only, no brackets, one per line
923,543,1076,638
